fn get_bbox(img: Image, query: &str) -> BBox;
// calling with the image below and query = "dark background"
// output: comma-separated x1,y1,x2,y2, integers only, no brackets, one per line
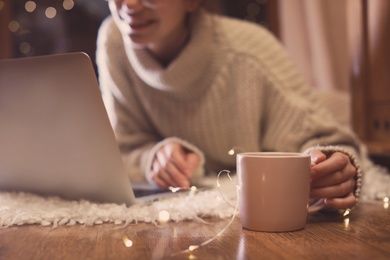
1,0,279,70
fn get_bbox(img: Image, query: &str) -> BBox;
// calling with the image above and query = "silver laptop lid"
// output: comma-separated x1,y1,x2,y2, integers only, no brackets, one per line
0,52,136,206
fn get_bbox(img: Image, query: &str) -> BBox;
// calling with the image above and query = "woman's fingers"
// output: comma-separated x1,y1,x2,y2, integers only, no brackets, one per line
311,152,351,179
151,160,172,189
324,192,357,209
311,167,355,188
151,143,196,189
155,149,189,187
309,151,357,210
310,177,355,199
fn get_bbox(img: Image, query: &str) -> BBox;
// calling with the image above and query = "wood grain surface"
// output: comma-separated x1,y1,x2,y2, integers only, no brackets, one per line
0,201,389,259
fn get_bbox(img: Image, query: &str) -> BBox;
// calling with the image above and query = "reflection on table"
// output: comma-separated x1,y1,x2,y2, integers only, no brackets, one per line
0,200,389,259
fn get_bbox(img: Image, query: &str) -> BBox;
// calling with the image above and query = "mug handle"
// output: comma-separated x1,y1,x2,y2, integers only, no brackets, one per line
308,198,326,213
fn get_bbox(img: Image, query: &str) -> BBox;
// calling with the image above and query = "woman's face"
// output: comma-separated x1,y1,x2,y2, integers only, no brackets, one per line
109,0,200,60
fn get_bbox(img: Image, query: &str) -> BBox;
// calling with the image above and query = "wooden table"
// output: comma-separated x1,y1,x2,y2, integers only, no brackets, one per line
0,201,389,259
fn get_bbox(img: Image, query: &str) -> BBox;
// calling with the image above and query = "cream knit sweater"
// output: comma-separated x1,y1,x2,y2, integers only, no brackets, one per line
96,10,362,198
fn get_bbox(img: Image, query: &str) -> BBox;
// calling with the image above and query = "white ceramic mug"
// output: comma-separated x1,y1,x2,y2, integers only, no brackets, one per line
237,152,323,232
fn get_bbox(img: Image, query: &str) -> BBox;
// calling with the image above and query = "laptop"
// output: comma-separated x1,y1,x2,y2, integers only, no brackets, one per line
0,52,174,206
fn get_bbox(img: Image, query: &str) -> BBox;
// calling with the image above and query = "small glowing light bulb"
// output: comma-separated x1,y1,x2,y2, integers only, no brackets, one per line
123,237,133,248
188,245,199,251
169,186,181,193
158,210,170,223
344,218,350,229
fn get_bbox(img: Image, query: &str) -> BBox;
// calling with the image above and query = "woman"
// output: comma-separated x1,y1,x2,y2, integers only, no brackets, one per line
96,0,362,210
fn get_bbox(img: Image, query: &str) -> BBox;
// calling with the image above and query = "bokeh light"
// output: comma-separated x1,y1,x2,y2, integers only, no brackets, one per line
0,1,5,11
344,218,350,230
247,3,260,16
19,42,32,54
45,7,57,19
8,20,20,32
123,236,133,248
63,0,74,11
25,1,36,12
158,210,170,223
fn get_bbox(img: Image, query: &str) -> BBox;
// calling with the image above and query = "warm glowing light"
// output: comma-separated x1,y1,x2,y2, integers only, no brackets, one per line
188,245,199,251
45,7,57,19
385,203,389,210
158,210,170,223
19,42,32,54
169,187,181,193
227,146,246,155
123,237,133,248
0,1,5,11
190,186,197,192
343,209,351,217
344,218,350,229
384,197,389,203
63,0,74,10
247,3,260,16
25,1,36,12
8,20,20,32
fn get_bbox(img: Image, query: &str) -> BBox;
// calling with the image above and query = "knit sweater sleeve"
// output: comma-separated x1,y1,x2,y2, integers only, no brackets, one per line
96,18,205,187
252,28,363,203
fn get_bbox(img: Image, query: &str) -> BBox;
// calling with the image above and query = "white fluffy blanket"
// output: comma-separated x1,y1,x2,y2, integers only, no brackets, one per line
0,177,238,228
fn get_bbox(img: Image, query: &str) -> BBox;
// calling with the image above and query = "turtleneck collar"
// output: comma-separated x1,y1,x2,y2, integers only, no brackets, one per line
123,10,215,93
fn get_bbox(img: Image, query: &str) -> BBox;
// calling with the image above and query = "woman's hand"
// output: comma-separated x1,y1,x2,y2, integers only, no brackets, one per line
150,142,201,189
309,150,357,209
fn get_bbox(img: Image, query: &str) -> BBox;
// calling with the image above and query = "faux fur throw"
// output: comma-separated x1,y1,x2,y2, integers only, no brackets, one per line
0,176,237,228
